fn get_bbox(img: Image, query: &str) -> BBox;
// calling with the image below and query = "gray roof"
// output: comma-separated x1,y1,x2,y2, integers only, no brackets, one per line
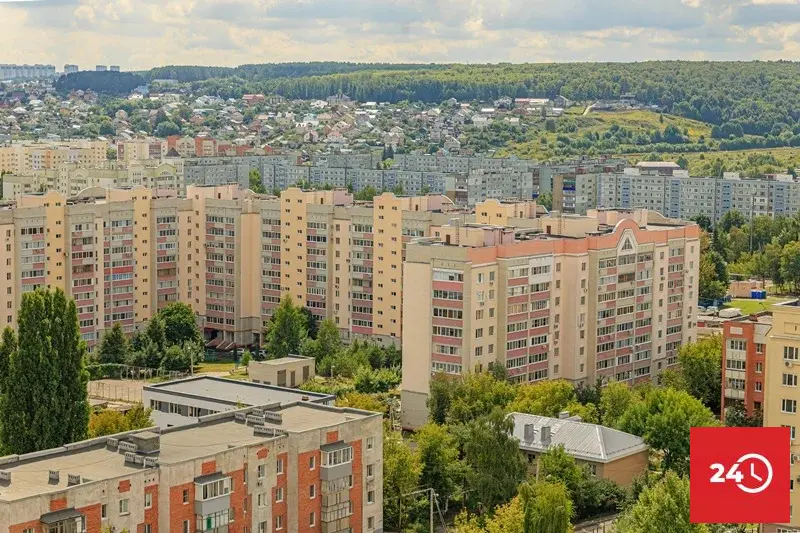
143,376,334,407
510,412,648,463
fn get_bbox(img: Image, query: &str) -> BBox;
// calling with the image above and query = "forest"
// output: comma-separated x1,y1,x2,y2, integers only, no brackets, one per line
55,71,146,94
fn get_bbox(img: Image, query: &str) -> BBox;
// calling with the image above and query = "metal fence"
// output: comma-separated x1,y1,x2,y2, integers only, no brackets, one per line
87,381,143,403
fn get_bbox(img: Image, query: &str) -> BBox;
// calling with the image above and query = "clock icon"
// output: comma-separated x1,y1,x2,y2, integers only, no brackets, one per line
734,453,773,494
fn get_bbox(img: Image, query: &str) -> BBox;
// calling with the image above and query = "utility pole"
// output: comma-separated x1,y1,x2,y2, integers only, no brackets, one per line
403,488,438,533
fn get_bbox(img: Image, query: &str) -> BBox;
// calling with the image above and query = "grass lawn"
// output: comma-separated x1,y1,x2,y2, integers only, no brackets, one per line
195,361,238,373
725,297,792,315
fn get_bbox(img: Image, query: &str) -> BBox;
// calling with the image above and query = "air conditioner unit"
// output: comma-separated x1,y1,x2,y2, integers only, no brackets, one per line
257,480,264,487
787,361,793,368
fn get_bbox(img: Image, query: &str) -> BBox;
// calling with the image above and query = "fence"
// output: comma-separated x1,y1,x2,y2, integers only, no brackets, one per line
88,381,143,403
573,514,619,533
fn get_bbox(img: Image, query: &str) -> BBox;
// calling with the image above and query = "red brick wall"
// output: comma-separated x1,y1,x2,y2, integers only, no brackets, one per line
349,440,363,533
257,447,269,460
119,479,132,493
298,450,321,533
169,481,195,533
138,483,159,533
50,497,67,512
10,519,40,533
227,467,246,533
326,431,339,444
201,460,217,475
273,452,288,531
78,503,103,533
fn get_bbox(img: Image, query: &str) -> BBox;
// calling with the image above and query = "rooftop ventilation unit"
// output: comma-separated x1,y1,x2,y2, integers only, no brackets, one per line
48,470,59,483
143,457,159,468
263,411,283,423
67,474,81,486
106,437,119,449
118,441,138,453
246,414,266,426
124,452,137,464
234,411,247,422
0,470,10,482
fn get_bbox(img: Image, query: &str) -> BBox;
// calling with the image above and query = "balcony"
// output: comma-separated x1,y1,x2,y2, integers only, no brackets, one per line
40,509,86,533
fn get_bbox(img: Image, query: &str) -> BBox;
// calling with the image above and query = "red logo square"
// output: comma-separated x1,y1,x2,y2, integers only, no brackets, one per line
691,427,790,523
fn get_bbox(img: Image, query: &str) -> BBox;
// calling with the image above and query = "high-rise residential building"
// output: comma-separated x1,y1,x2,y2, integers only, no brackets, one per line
720,314,771,421
400,208,700,429
0,64,56,79
110,65,121,72
96,65,108,72
762,300,800,532
0,402,383,533
0,185,466,351
0,140,108,175
63,64,79,75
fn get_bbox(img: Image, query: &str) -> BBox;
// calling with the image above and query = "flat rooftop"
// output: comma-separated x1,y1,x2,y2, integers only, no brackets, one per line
255,355,314,366
0,402,378,502
143,375,333,406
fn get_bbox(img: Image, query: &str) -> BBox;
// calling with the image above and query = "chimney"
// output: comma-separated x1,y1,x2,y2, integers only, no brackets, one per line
541,425,552,446
558,411,570,419
523,423,535,442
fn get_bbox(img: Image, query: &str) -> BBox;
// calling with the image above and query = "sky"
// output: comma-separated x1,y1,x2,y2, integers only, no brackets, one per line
0,0,799,70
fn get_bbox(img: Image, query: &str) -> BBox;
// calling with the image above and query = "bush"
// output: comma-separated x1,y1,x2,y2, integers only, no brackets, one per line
86,364,129,380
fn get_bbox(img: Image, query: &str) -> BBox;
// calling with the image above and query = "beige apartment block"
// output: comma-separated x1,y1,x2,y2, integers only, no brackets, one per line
0,140,107,174
401,210,700,429
0,185,464,352
763,300,800,533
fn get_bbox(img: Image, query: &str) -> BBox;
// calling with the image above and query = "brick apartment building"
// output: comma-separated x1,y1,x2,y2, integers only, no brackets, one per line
1,402,383,533
0,185,467,350
720,314,771,420
401,208,700,428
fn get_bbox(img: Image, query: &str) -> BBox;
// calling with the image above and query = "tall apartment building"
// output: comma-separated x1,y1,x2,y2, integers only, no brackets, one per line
3,161,183,199
762,300,800,533
401,209,700,429
720,314,771,421
1,402,384,533
0,141,107,175
64,64,79,75
0,185,466,350
0,64,56,79
118,139,168,162
560,169,800,221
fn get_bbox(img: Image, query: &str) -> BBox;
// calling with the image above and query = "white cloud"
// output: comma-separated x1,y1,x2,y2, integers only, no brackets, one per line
0,0,799,69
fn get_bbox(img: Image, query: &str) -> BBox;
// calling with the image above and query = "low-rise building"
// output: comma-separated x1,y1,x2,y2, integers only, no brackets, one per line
511,412,649,486
0,402,384,533
249,355,316,387
142,376,334,427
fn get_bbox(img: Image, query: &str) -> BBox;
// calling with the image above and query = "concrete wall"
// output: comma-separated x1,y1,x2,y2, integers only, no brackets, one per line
250,358,315,387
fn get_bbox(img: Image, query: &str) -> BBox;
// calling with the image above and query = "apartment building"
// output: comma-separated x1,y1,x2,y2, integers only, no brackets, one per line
117,139,168,162
0,185,466,350
401,209,700,429
3,161,183,199
1,402,384,533
762,300,800,533
0,141,107,174
584,169,800,221
720,314,771,421
0,63,56,79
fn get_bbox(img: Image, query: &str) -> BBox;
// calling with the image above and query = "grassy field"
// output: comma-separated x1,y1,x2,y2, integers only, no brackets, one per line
195,361,238,373
725,297,792,315
630,147,800,176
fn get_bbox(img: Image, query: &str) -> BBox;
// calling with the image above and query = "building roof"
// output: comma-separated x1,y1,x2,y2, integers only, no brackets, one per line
510,412,648,463
255,354,314,367
143,375,333,407
0,402,378,502
635,161,680,169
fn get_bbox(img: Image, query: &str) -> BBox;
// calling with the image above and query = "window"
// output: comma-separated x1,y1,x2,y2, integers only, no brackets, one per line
310,484,316,498
276,515,284,531
784,374,798,387
368,517,375,530
367,437,374,450
367,490,375,504
258,493,267,507
782,425,796,440
277,458,284,474
199,478,231,500
119,498,129,515
729,340,747,351
783,399,797,414
183,489,189,504
756,362,763,373
101,505,107,519
183,521,190,533
276,487,284,502
367,464,374,478
755,382,763,392
144,526,151,533
309,456,316,470
323,446,354,466
786,346,799,361
145,492,152,509
259,522,267,533
310,512,316,528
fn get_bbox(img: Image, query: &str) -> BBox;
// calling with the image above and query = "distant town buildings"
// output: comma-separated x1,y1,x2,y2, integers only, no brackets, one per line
110,65,121,72
0,64,56,80
96,65,108,72
63,64,79,75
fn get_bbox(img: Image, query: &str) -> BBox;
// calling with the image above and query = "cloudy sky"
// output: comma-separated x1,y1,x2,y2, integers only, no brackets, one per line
0,0,799,70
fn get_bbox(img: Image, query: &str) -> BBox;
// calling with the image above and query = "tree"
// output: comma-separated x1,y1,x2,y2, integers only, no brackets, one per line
447,373,516,425
507,379,578,418
158,302,201,347
718,210,746,233
599,381,638,428
724,402,763,427
144,314,167,353
299,307,319,339
616,472,707,533
668,336,723,414
428,373,453,424
0,326,15,392
299,319,341,362
241,349,252,372
520,481,573,533
161,344,191,372
676,155,689,170
155,120,180,137
264,294,307,358
248,168,267,194
537,191,553,210
699,251,728,301
691,214,713,232
89,403,153,438
463,408,526,512
354,185,379,201
336,392,387,413
414,423,463,505
0,289,90,454
781,241,800,293
97,322,129,364
384,430,422,529
619,387,718,475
